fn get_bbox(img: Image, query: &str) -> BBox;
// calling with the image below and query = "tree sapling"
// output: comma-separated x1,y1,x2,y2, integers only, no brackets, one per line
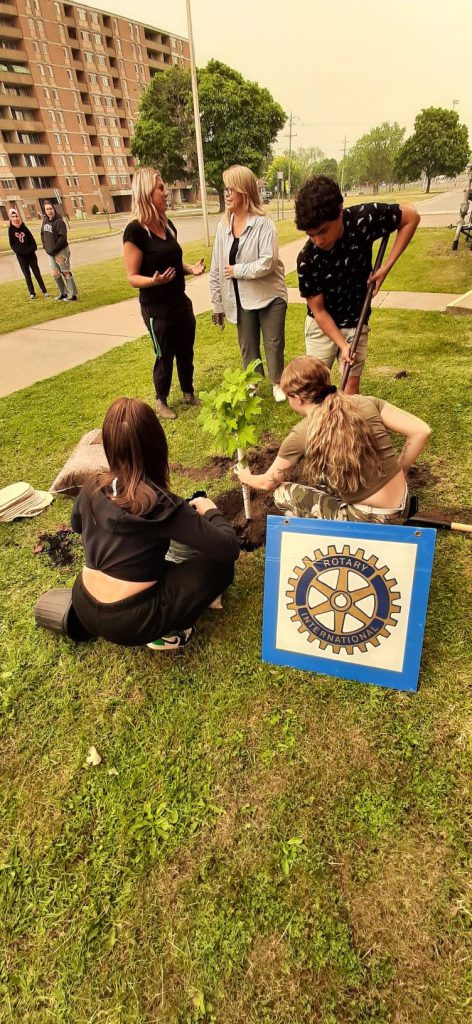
199,361,262,520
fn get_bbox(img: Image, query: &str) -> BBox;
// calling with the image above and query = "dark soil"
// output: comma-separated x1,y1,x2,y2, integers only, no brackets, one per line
407,463,440,489
170,454,232,481
34,525,77,569
394,369,409,379
216,487,281,551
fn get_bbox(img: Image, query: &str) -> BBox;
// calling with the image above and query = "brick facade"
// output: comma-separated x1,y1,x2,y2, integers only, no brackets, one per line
0,0,190,219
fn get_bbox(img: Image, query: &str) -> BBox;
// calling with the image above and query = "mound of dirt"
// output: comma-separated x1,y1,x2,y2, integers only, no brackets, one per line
216,487,281,550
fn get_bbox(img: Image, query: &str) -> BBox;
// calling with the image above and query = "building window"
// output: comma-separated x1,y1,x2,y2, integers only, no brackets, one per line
0,178,15,189
55,133,61,144
90,174,96,185
116,39,122,55
102,76,109,87
97,115,105,126
58,25,65,41
104,96,113,107
120,174,127,184
38,63,44,76
52,88,59,103
54,2,60,16
112,136,120,148
41,42,48,57
94,34,102,46
63,46,70,63
67,68,73,80
65,175,71,185
90,12,99,25
61,154,67,164
43,85,50,100
97,55,105,66
81,31,90,43
47,66,54,80
110,175,116,184
102,136,109,147
50,109,56,122
28,18,35,34
78,9,86,22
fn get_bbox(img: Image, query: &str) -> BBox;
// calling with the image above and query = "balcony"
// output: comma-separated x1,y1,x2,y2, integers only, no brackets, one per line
0,25,22,40
4,141,49,155
0,69,33,87
70,58,83,71
0,115,42,131
0,2,18,14
0,44,27,61
2,93,38,109
81,103,92,115
14,163,55,177
63,14,75,28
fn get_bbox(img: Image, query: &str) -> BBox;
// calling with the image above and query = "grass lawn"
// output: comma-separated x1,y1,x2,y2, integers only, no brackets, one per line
1,222,469,338
1,306,471,1023
286,227,472,294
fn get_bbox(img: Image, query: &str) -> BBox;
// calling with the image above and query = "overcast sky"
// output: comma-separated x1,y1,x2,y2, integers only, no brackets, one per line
83,0,471,161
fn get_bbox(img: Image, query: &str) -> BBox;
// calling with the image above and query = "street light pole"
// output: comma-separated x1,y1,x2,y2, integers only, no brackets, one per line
186,0,210,247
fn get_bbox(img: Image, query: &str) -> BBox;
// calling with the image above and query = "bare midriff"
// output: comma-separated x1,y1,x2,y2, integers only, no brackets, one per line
357,468,406,509
82,565,158,604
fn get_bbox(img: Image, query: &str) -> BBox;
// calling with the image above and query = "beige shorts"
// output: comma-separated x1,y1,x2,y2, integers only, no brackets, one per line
305,317,369,378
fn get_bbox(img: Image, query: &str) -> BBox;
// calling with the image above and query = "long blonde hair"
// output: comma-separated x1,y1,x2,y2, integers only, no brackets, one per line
223,165,266,223
280,356,383,497
131,166,173,232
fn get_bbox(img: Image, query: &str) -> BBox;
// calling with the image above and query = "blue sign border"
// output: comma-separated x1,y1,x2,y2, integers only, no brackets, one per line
262,516,436,692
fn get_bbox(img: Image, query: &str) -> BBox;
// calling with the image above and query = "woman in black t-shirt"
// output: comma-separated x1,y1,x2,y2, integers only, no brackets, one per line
123,167,205,419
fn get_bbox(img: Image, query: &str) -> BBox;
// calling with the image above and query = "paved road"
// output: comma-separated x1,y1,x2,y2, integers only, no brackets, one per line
1,190,465,284
0,211,221,285
1,236,465,398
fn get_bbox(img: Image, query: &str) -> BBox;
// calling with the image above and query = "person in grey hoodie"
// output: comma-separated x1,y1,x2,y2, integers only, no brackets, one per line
8,208,48,300
40,201,78,301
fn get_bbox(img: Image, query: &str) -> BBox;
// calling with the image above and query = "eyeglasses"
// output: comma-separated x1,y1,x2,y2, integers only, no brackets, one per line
223,187,236,196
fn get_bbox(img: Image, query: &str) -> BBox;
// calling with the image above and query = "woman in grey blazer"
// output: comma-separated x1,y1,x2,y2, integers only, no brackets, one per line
209,165,288,402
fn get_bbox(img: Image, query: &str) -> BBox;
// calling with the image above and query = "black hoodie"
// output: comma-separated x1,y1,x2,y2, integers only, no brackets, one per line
41,213,68,256
8,222,37,257
71,484,240,582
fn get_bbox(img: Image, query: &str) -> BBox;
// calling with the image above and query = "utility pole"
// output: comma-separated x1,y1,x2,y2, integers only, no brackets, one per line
340,136,348,193
283,112,297,199
186,0,210,246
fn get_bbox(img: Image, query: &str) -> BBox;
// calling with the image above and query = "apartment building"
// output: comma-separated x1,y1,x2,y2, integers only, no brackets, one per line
0,0,190,219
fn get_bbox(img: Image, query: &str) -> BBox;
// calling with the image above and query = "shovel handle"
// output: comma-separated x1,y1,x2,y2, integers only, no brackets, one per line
340,233,390,392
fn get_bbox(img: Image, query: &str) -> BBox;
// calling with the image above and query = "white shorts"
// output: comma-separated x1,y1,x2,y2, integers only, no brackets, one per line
305,318,369,378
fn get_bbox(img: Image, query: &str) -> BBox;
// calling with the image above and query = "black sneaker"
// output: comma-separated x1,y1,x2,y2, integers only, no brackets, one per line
55,294,67,301
66,295,78,302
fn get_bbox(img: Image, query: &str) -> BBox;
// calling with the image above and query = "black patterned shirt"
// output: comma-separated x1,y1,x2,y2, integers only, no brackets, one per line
297,203,402,327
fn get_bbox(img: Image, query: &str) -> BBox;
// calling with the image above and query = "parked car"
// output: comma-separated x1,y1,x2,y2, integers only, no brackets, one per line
260,188,272,204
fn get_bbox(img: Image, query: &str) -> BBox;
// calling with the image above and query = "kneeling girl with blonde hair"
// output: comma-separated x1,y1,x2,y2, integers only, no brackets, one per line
235,356,431,523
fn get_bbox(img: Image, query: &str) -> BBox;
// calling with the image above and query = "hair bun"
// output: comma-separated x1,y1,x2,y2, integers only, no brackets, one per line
314,384,337,404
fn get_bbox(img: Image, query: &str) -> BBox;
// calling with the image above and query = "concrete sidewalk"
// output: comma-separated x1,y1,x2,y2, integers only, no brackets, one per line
0,236,464,397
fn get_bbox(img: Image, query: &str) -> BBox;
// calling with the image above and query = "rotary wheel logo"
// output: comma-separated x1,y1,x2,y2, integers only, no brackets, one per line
286,544,401,655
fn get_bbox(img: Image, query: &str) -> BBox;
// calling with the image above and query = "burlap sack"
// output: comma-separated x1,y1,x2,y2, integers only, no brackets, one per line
49,429,109,495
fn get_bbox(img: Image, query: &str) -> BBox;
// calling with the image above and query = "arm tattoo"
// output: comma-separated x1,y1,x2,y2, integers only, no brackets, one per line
267,465,286,487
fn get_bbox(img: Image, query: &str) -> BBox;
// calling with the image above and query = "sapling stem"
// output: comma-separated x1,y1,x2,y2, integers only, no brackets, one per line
237,447,252,520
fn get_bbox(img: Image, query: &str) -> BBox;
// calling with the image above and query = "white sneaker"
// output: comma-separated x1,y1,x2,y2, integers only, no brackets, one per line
272,384,286,402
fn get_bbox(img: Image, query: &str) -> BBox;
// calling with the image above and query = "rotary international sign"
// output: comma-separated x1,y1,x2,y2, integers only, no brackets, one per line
262,517,436,692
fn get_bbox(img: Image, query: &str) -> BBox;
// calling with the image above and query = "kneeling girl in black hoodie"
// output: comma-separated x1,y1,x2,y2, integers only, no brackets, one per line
71,397,239,650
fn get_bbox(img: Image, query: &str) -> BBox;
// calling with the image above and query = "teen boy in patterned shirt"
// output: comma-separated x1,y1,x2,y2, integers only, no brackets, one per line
296,176,420,394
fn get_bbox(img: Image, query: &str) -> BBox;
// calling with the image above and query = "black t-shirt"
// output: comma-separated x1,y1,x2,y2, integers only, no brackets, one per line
229,234,241,305
297,203,402,327
123,218,186,317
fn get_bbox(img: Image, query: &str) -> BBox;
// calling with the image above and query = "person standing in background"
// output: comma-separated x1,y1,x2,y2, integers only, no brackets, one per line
8,208,48,300
41,202,78,302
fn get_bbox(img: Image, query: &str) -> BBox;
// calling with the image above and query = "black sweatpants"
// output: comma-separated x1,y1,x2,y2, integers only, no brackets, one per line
141,299,196,401
72,556,234,647
17,253,47,296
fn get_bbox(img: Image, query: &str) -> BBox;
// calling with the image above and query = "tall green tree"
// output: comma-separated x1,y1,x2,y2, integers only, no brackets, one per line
132,61,285,211
295,146,325,182
198,61,285,209
132,65,196,185
265,154,303,193
348,122,405,192
315,157,339,179
395,107,469,193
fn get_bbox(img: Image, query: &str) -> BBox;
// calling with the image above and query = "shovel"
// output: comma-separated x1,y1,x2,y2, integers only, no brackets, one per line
339,233,390,391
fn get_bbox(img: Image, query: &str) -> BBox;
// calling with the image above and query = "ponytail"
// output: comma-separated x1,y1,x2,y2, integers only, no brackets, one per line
305,392,383,496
